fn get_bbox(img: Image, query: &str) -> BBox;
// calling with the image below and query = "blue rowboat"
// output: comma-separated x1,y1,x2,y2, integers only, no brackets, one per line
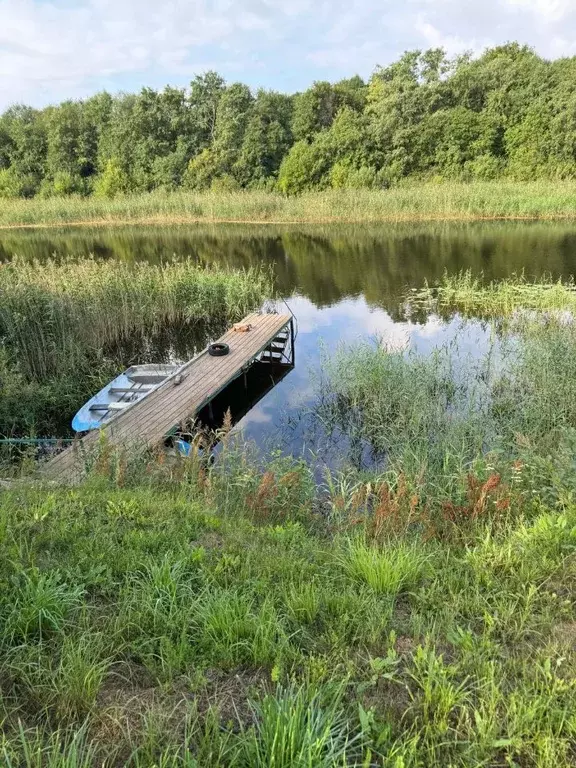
72,364,181,433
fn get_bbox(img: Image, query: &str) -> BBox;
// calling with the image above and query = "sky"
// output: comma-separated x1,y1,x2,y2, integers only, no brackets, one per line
1,0,576,109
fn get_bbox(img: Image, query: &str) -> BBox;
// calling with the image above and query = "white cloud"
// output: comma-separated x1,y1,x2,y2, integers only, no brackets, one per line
414,17,483,56
0,0,276,105
0,0,576,108
506,0,571,23
407,0,576,59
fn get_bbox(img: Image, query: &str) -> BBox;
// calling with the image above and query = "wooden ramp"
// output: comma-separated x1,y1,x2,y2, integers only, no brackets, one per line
41,312,292,483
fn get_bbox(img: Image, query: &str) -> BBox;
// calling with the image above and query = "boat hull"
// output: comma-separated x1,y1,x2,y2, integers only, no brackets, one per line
72,364,180,433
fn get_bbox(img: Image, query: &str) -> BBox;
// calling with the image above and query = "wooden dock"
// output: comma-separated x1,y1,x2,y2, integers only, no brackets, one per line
41,312,292,483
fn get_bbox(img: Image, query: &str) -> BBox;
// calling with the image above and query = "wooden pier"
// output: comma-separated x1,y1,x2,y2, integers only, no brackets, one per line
41,312,293,483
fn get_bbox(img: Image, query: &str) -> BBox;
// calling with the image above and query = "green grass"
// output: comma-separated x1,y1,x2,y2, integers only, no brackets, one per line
0,256,272,381
314,310,576,515
2,279,576,764
340,540,433,597
1,181,576,228
0,441,574,766
0,256,272,437
410,270,576,318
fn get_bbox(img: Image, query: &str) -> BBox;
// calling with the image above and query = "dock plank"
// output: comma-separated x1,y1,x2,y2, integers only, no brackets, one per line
41,313,291,483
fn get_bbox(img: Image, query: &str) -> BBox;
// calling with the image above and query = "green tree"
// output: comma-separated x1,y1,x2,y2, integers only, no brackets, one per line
235,90,293,186
0,168,23,198
93,158,129,198
97,94,139,191
334,75,368,113
188,72,226,151
128,86,194,190
211,82,254,179
0,105,47,196
279,107,372,193
1,46,576,196
182,148,219,190
292,81,339,142
278,140,330,194
0,123,14,170
80,92,113,181
44,101,85,193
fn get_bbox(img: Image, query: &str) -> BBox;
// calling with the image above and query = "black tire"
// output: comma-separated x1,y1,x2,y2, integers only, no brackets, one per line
208,342,230,357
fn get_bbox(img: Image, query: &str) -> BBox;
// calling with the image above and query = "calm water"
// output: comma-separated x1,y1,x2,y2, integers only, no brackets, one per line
3,221,576,466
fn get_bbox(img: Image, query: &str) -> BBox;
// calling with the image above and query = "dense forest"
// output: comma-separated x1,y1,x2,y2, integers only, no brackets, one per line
2,43,576,199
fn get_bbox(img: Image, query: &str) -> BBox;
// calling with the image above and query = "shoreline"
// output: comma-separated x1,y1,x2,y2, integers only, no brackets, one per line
2,211,576,231
0,183,575,231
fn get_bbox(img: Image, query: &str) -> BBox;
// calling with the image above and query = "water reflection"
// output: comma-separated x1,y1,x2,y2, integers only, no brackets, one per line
4,221,576,315
104,320,226,367
3,221,576,463
236,295,496,468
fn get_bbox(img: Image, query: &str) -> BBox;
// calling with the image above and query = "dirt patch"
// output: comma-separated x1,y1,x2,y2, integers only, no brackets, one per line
395,635,417,656
194,531,226,552
199,666,270,727
360,676,412,728
90,663,269,761
552,621,576,649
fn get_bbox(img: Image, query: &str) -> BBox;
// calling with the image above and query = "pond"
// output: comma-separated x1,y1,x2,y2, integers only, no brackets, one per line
2,220,576,467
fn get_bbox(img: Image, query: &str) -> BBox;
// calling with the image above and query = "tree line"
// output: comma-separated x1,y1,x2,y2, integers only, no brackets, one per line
1,43,576,198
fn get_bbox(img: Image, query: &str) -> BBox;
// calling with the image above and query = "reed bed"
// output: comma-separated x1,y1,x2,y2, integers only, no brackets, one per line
1,181,576,228
314,306,576,509
0,256,272,436
316,340,494,497
410,271,576,318
0,256,272,381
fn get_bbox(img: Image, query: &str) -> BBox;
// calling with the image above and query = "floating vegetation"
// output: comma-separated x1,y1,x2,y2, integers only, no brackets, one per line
409,271,576,320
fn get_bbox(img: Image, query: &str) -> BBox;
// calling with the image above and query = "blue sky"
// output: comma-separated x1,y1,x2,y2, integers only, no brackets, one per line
1,0,575,108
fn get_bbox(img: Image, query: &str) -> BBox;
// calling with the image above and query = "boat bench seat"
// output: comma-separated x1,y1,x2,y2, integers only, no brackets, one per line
89,402,132,412
129,374,167,384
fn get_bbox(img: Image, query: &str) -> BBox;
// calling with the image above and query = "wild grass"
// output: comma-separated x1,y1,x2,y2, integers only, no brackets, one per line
0,256,272,381
410,270,576,318
0,443,575,766
315,338,497,502
0,256,272,436
238,683,358,767
0,181,576,229
2,283,576,763
314,311,576,518
340,539,433,597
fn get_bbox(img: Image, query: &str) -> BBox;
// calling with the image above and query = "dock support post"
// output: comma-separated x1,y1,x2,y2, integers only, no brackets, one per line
290,317,296,366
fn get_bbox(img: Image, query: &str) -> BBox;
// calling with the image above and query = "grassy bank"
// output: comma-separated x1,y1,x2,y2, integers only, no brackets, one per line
0,258,272,437
0,440,575,766
3,285,576,764
1,182,576,229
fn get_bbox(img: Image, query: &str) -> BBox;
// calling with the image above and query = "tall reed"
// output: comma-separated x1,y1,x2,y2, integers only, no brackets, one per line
410,270,576,318
0,181,576,228
314,308,576,510
0,256,273,380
